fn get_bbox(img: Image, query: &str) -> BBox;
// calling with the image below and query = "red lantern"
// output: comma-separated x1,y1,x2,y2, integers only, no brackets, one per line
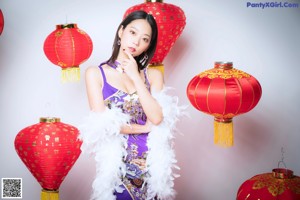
124,0,186,73
0,9,4,35
14,117,82,200
186,62,262,147
43,24,93,82
237,168,300,199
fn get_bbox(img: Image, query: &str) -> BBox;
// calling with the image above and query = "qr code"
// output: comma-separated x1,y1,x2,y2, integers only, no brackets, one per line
1,178,22,199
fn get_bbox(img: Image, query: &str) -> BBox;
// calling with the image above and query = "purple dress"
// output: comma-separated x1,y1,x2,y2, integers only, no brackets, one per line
99,62,150,200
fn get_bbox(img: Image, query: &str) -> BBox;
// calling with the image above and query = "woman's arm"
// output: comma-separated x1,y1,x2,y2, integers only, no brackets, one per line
120,121,152,134
122,51,164,125
85,66,106,112
133,68,164,125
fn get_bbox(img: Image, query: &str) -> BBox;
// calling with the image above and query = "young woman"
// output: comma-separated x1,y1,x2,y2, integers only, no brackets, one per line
79,10,183,200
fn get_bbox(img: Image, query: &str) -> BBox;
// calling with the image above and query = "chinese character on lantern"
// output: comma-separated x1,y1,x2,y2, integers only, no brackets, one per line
14,117,82,200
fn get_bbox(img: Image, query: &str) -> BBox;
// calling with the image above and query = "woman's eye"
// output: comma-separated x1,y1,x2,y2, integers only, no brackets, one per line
130,30,135,35
143,38,149,43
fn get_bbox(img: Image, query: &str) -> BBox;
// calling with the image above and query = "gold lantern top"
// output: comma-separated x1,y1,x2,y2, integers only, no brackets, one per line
56,23,77,29
39,117,61,123
145,0,163,2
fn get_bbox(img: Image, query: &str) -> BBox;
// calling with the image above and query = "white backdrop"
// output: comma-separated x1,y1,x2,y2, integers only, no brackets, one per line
0,0,299,200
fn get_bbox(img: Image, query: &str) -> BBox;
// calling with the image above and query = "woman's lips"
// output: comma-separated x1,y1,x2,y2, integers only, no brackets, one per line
128,47,136,53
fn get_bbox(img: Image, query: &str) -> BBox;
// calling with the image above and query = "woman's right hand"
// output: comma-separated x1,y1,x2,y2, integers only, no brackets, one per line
121,50,141,82
120,120,152,135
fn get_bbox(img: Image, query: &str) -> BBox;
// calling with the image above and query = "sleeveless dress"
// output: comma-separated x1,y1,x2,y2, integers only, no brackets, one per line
99,61,151,200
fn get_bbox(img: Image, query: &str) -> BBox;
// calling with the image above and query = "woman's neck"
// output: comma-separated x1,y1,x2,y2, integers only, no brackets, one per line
116,50,130,62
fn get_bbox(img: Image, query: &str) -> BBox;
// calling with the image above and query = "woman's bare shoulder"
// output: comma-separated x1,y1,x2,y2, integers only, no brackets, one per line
86,66,100,74
85,66,102,83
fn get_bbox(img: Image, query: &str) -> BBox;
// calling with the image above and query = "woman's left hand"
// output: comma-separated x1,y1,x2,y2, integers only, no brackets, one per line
121,50,140,81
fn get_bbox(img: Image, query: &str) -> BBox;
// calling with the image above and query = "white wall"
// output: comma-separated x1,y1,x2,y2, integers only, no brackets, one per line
0,0,299,200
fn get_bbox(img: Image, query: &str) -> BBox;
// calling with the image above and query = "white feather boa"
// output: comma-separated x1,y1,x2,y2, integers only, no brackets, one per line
78,108,130,200
78,88,186,200
145,88,186,200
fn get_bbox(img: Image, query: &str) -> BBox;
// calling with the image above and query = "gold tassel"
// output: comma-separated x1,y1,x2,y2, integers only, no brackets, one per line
41,189,59,200
214,118,233,147
148,63,164,75
61,67,80,82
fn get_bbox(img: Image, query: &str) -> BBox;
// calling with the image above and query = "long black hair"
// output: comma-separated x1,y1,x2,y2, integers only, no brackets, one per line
107,10,158,71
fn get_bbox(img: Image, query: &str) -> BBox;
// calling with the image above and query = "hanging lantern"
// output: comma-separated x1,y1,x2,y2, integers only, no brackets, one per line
0,9,4,35
43,24,93,82
186,62,262,147
237,168,300,199
14,117,82,200
124,0,186,73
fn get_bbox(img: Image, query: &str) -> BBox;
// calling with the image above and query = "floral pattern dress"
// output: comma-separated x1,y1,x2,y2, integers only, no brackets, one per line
99,62,151,200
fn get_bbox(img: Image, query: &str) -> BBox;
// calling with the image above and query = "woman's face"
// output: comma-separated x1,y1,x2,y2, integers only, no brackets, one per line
118,19,152,57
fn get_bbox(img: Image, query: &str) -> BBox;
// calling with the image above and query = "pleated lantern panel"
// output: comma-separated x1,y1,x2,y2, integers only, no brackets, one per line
43,24,93,82
187,62,262,147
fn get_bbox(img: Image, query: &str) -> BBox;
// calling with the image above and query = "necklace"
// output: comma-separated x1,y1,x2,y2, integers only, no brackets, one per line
110,60,124,73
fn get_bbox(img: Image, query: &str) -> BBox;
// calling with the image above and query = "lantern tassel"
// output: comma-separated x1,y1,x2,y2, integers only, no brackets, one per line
214,118,233,147
61,67,80,82
41,189,59,200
